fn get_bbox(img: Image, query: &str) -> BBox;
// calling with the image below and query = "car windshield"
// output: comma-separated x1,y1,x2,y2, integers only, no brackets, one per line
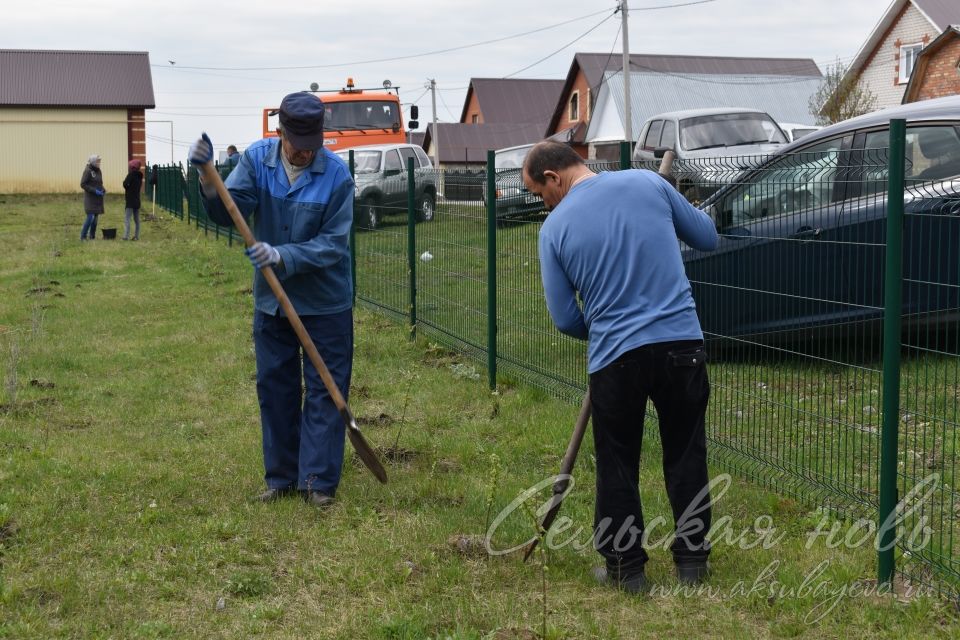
680,113,787,150
336,150,381,173
325,100,399,130
495,146,532,170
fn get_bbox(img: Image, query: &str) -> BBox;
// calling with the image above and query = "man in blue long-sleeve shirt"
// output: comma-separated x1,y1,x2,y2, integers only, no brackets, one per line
189,92,354,509
523,141,719,593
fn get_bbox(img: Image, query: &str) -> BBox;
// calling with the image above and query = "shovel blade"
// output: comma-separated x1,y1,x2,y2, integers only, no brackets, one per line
348,426,388,483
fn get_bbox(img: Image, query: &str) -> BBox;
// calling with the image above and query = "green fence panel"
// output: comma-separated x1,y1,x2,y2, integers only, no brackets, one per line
168,142,960,599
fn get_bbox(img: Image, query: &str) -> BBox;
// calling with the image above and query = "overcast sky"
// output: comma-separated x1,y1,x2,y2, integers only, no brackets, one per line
3,0,892,163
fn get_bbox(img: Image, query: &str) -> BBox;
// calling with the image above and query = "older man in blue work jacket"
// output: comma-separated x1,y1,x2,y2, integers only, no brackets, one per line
189,92,354,509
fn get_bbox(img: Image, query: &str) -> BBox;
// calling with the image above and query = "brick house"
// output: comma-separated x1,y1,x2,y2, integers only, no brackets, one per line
838,0,960,110
902,25,960,102
0,49,155,193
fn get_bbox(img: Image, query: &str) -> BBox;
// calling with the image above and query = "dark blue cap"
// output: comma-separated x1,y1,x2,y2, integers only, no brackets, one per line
279,92,325,150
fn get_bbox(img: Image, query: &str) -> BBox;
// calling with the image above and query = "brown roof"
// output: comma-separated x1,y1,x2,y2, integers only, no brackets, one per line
423,122,546,163
915,0,960,30
0,49,155,108
459,78,565,124
547,52,822,135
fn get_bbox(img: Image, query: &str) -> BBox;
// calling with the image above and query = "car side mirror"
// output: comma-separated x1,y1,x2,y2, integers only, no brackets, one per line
411,105,419,120
654,146,674,159
408,120,419,129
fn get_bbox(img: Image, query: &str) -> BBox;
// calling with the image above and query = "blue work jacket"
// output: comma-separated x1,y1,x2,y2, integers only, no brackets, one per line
202,138,354,316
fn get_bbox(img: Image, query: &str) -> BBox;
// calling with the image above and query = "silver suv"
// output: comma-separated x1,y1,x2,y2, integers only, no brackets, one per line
335,143,438,230
632,108,788,203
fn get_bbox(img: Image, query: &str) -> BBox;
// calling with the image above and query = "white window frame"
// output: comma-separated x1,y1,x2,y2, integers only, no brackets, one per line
569,91,580,122
899,42,923,84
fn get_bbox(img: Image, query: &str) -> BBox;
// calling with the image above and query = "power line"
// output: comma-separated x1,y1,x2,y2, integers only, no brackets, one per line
628,0,719,10
505,13,617,78
156,9,614,72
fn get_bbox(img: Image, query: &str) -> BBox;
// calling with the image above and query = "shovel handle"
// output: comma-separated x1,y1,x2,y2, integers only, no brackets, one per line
523,390,592,562
198,162,350,415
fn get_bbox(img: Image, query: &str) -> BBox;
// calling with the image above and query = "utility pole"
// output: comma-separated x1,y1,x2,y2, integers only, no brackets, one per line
620,0,633,146
429,78,439,171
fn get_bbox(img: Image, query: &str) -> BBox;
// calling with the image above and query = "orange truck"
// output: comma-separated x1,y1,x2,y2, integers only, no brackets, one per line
261,78,418,151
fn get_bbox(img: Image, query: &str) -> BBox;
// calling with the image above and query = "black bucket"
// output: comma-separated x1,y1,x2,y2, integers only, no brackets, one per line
101,228,117,240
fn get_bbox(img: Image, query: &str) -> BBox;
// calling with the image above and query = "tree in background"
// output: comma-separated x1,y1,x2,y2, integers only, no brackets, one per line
809,58,878,125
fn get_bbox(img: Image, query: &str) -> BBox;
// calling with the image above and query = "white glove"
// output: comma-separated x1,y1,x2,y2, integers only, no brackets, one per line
245,242,281,270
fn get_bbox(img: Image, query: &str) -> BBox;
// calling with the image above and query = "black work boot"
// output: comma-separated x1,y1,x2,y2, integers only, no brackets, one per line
252,487,297,503
676,561,711,585
591,566,648,595
305,491,335,509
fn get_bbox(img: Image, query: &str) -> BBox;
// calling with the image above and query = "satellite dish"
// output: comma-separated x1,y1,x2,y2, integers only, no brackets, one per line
310,82,319,92
382,79,392,89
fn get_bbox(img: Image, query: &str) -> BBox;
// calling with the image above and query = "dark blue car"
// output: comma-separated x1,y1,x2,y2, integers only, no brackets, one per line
687,96,960,353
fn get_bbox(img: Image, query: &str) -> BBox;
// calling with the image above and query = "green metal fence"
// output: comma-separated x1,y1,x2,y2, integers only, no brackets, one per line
150,132,959,598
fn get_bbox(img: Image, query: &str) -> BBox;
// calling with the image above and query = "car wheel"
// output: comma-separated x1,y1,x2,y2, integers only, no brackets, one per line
418,193,436,222
358,198,380,230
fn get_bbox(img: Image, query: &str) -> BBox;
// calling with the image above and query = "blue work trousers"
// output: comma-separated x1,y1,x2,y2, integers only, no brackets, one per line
253,308,353,495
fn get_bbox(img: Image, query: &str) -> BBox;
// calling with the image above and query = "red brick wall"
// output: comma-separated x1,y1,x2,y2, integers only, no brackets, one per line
127,108,146,170
913,38,960,101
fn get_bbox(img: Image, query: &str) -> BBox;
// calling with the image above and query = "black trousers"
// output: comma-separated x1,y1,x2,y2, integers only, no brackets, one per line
589,339,712,573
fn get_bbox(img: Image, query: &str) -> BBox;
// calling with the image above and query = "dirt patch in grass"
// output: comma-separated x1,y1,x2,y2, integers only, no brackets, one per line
357,412,394,427
446,533,488,559
380,445,418,463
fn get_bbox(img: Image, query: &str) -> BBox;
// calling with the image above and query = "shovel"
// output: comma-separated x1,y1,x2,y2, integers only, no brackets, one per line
197,160,388,484
523,390,591,562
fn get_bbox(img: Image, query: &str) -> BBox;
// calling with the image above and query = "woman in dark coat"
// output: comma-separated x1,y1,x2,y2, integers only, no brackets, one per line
80,154,105,240
123,159,144,240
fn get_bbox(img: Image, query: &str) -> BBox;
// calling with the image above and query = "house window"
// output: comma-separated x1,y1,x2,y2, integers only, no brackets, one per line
899,43,923,83
471,114,478,124
569,91,579,122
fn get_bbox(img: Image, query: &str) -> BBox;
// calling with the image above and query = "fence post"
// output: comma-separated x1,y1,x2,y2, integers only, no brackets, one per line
878,118,906,587
349,150,357,304
486,150,497,391
619,140,631,170
407,156,417,340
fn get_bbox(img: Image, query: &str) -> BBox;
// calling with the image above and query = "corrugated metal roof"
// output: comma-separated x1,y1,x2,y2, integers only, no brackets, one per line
915,0,960,30
422,122,546,163
586,71,822,143
548,52,821,135
462,78,564,124
0,49,155,108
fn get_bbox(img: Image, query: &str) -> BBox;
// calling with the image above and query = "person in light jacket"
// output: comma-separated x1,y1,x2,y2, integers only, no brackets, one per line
80,154,105,240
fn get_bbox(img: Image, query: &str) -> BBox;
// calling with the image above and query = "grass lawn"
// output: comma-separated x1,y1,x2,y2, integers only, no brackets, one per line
0,194,957,638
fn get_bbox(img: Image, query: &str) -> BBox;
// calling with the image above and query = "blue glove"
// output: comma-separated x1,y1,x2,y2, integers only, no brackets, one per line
189,133,214,166
245,242,281,270
94,188,105,196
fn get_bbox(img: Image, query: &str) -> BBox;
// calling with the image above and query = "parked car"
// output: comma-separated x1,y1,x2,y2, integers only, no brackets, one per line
633,108,788,203
689,95,960,352
775,122,822,143
335,143,437,230
484,143,544,223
